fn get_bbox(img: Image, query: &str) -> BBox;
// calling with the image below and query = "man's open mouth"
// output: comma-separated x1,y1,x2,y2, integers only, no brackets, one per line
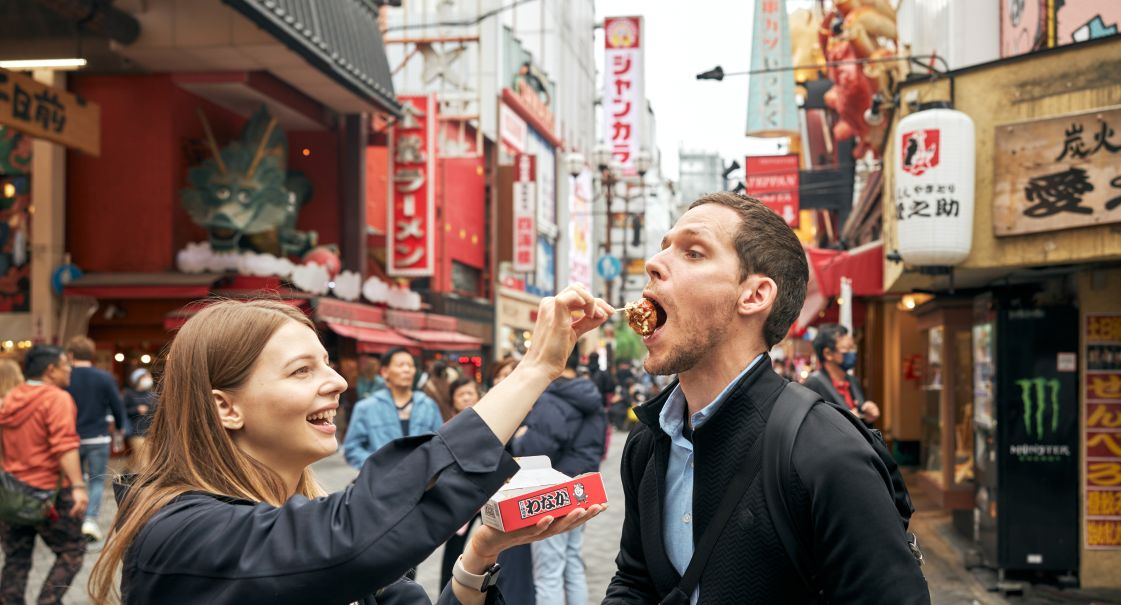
627,296,668,337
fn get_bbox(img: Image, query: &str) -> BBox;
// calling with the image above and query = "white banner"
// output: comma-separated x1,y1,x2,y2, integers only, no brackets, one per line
568,169,594,289
604,16,644,174
840,277,853,334
513,154,537,273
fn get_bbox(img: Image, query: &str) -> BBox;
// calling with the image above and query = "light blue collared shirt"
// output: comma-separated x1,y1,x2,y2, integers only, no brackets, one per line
658,354,765,605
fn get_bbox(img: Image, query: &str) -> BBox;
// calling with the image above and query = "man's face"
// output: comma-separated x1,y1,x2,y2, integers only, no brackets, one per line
641,204,747,375
45,354,72,388
825,334,855,367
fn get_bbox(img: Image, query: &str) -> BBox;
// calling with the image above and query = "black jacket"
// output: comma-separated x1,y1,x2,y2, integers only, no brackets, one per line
120,409,518,605
68,365,129,439
512,376,606,476
603,361,929,604
803,369,865,412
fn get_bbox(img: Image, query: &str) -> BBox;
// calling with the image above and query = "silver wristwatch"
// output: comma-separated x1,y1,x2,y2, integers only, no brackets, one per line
452,555,501,592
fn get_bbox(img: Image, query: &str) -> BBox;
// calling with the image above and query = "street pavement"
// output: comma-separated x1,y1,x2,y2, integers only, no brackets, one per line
6,428,1121,604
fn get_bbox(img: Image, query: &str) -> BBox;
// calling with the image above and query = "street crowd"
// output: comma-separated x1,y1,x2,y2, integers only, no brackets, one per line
0,193,928,604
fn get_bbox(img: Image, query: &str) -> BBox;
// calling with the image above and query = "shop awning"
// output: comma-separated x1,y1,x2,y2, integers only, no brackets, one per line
64,273,222,300
326,322,419,354
794,241,884,332
222,0,401,116
395,329,483,352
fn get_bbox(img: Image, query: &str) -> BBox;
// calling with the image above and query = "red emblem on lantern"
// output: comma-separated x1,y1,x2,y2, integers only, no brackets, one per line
900,129,940,176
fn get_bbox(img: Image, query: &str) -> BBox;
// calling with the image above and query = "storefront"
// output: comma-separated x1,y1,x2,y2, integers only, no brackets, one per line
883,35,1121,586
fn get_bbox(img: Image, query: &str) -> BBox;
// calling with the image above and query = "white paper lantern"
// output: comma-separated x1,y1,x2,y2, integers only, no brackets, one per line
893,106,975,266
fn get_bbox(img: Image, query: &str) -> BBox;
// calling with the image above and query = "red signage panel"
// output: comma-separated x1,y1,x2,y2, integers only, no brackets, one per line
388,94,437,276
745,154,800,227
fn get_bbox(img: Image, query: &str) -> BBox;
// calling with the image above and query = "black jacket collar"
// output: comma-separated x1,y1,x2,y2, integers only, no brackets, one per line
633,353,773,431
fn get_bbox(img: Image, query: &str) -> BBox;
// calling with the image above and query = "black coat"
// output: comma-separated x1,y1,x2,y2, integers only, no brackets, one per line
803,369,866,412
120,409,517,605
603,361,929,604
511,376,607,476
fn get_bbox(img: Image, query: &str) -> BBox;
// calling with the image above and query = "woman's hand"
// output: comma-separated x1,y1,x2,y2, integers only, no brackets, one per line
520,285,614,380
465,504,607,564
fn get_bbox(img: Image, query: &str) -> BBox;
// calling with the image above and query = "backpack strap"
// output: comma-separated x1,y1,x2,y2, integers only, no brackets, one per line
762,382,821,594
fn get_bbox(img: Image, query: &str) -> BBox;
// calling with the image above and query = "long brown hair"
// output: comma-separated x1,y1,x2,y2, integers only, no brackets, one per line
0,358,23,399
89,300,326,604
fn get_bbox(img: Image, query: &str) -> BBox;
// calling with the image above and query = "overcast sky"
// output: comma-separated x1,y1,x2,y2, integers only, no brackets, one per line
594,0,813,180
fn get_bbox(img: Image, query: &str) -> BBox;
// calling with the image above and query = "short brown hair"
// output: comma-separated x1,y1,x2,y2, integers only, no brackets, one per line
66,335,97,361
688,192,808,347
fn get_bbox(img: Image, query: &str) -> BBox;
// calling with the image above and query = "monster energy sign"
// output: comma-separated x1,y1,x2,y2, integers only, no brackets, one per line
1009,377,1072,462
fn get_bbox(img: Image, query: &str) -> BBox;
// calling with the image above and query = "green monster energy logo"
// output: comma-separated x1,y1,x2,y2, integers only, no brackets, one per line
1016,377,1060,439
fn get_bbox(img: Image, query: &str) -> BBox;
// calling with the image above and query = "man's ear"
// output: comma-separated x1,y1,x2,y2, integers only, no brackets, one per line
213,390,244,431
737,275,777,317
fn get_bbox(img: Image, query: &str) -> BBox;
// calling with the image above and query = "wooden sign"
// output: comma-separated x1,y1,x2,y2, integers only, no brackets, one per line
994,105,1121,236
0,68,100,156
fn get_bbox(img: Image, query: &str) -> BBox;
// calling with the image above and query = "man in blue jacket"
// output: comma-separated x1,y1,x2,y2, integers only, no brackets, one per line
507,348,607,605
343,347,441,469
65,336,129,542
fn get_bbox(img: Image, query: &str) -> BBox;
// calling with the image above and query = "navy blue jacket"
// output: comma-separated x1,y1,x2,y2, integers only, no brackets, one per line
512,376,606,476
67,365,129,439
120,409,518,605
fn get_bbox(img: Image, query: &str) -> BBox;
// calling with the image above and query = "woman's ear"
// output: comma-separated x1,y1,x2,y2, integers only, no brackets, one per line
213,389,244,430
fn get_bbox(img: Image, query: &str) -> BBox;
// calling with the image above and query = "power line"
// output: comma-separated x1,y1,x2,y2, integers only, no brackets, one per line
384,0,538,33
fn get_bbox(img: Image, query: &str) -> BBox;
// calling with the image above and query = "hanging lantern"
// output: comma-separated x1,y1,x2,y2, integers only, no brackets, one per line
893,105,975,266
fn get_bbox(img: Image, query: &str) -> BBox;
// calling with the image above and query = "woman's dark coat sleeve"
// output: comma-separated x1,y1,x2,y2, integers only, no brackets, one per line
124,409,519,605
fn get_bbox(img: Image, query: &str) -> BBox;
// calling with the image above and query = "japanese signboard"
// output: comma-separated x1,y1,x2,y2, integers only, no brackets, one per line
603,16,644,174
513,154,537,273
499,102,527,154
1086,313,1121,549
746,0,797,136
387,95,436,277
0,67,99,156
567,169,594,289
994,105,1121,237
745,154,800,227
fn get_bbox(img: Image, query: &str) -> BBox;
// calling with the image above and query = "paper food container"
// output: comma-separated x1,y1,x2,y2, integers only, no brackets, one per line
481,456,608,532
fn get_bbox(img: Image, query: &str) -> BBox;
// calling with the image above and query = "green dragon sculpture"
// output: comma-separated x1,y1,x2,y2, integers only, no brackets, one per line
180,106,316,257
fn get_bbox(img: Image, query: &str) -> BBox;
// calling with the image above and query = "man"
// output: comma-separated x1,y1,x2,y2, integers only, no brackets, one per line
505,348,606,605
0,345,89,605
65,336,128,541
603,193,927,604
804,323,881,425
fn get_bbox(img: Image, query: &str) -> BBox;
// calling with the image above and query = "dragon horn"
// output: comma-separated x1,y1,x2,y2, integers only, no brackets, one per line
246,117,278,179
196,108,227,174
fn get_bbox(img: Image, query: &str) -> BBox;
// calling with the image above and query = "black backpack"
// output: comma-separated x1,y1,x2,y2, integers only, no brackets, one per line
763,382,923,597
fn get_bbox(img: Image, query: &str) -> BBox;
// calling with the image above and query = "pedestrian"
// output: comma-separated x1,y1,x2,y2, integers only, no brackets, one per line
500,348,607,605
488,357,518,389
64,336,129,542
87,292,610,605
122,368,157,469
0,345,88,605
603,192,927,604
804,323,881,425
342,348,443,469
421,360,455,420
586,352,615,408
0,359,22,398
438,376,483,589
355,356,385,401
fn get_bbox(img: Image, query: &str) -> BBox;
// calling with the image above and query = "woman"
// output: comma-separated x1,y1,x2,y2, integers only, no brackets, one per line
88,288,611,605
122,368,156,468
342,347,442,469
439,375,484,588
488,358,517,390
0,358,23,398
423,361,456,422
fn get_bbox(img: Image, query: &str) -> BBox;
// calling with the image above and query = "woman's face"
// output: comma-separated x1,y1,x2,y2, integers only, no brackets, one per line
381,352,416,390
452,382,479,412
224,321,348,472
493,363,515,386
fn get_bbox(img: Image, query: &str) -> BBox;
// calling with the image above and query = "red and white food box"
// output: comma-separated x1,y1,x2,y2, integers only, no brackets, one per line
481,456,608,532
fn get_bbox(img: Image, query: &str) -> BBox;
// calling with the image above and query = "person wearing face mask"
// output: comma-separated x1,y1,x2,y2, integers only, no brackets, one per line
804,323,881,426
123,369,157,469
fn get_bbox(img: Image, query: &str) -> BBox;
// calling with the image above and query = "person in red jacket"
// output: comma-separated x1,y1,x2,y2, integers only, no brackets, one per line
0,344,89,605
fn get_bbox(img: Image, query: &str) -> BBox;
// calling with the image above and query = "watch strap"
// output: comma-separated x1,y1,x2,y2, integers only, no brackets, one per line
453,555,501,592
